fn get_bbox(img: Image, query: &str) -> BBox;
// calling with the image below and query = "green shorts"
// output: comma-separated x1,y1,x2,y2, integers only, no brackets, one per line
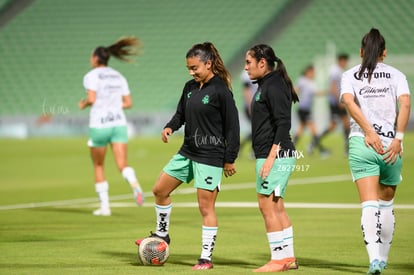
256,157,296,197
88,126,128,147
163,154,223,191
348,137,402,185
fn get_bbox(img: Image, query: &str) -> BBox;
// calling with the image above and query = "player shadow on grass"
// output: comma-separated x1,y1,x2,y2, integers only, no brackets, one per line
296,257,414,274
102,250,256,269
298,257,366,274
101,250,414,273
170,254,255,268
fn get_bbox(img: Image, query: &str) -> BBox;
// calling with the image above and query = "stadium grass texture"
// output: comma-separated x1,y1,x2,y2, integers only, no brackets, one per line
0,133,413,274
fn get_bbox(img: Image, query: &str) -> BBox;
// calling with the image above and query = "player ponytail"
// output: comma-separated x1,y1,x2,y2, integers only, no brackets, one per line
186,42,232,90
93,36,140,65
248,44,299,103
358,28,386,83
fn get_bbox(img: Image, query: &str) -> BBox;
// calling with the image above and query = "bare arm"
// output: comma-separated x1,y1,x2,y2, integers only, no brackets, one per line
341,93,384,154
383,94,411,163
122,94,132,109
78,90,96,109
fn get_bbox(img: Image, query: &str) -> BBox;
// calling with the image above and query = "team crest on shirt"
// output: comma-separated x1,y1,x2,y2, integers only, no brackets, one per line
255,91,261,101
187,91,192,98
202,95,210,104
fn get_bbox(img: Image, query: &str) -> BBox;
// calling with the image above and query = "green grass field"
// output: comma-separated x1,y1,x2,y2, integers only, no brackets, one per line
0,133,413,274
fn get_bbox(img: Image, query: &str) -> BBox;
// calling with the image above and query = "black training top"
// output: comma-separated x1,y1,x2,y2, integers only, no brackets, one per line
165,75,240,167
251,71,295,158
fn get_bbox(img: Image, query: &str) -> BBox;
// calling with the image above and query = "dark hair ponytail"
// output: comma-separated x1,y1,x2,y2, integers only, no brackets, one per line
186,42,232,90
249,44,299,103
358,28,385,83
93,36,140,65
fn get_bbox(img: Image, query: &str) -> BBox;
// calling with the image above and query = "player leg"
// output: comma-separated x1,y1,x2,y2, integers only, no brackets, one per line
135,154,189,246
254,194,288,272
90,146,111,216
151,172,182,242
349,136,384,273
111,126,144,206
254,158,296,272
355,176,382,274
377,154,401,271
88,128,111,216
319,104,337,141
192,163,222,270
293,110,306,144
277,198,298,269
377,184,396,271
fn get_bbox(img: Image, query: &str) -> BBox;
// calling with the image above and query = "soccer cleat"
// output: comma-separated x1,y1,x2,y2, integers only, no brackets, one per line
367,259,382,274
379,260,387,271
135,232,170,245
283,257,299,270
93,208,111,216
192,258,213,270
253,260,289,272
133,187,144,206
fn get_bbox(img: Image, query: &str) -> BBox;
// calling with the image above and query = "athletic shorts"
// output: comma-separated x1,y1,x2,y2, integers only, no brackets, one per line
297,109,311,123
329,104,347,119
348,137,402,185
256,157,296,197
88,126,128,147
163,154,222,191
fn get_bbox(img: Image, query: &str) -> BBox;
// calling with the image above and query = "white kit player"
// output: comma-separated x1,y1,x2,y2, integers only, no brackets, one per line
341,28,410,275
79,37,144,216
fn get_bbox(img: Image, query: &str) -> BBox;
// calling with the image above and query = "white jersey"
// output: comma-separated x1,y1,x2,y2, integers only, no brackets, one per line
340,63,410,147
296,76,317,110
83,67,130,128
328,64,343,105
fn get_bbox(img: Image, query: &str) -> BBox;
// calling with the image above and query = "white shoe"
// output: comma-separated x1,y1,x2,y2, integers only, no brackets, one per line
93,208,111,216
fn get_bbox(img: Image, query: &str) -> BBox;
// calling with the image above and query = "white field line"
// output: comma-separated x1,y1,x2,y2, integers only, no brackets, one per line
1,174,413,210
61,201,414,210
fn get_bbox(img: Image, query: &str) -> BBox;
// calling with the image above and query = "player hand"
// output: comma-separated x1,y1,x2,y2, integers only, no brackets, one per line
161,128,173,143
223,163,236,177
259,157,275,180
383,138,402,164
78,98,87,109
364,130,384,154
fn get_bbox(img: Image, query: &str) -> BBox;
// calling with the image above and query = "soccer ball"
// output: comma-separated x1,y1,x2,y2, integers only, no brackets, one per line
138,237,169,265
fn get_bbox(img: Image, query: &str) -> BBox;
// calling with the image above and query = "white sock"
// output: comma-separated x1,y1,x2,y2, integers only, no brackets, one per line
122,167,142,191
200,226,218,261
378,199,395,264
267,231,286,260
95,181,109,210
155,204,172,237
361,200,380,262
283,226,295,258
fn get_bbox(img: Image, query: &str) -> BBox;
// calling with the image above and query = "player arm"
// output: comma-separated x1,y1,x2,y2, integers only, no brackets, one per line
78,90,96,109
122,94,132,109
395,94,411,135
341,93,383,154
163,88,187,142
259,143,281,180
222,91,240,164
268,86,291,146
383,94,411,163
